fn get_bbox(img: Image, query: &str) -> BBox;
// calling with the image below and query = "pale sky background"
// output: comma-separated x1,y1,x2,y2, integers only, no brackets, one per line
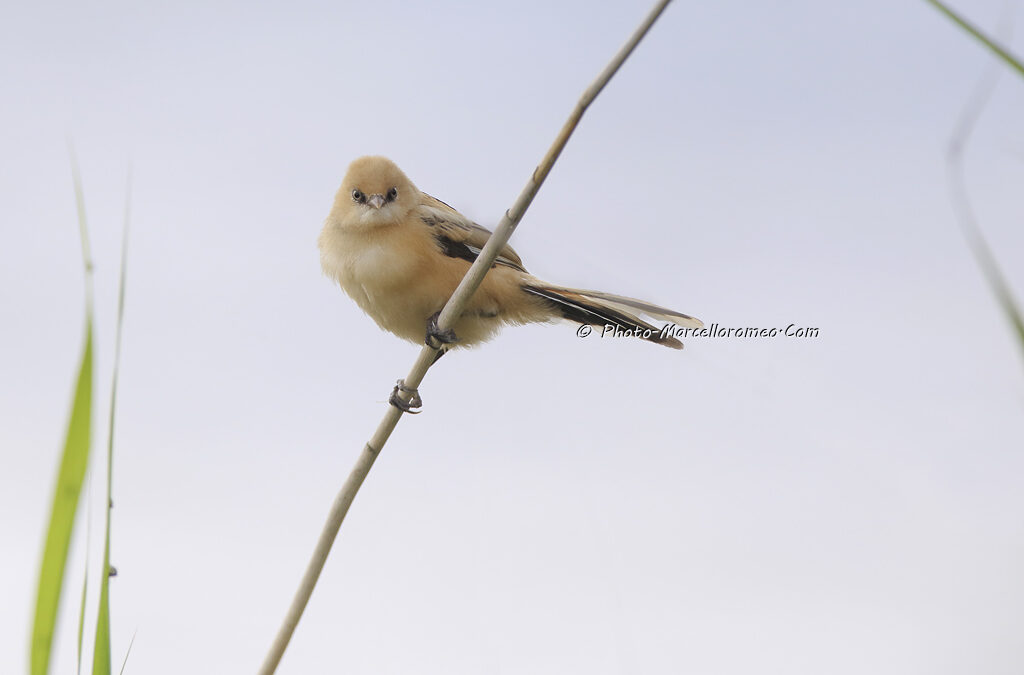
2,0,1024,673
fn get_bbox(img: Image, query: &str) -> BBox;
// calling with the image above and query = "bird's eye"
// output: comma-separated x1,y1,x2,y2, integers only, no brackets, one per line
386,187,398,202
351,189,366,204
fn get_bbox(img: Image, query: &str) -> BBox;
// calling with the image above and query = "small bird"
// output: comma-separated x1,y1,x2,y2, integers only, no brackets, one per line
319,156,702,407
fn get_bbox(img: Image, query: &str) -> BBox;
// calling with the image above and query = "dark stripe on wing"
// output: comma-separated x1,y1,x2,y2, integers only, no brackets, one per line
435,234,479,265
433,233,526,272
523,286,683,349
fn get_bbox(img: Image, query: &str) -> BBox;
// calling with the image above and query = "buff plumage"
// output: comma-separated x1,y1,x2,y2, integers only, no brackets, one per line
318,156,701,350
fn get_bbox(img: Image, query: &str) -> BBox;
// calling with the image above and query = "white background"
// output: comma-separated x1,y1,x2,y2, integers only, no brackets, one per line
2,0,1023,673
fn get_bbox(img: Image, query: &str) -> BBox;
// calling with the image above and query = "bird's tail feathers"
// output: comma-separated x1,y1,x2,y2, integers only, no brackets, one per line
523,283,702,350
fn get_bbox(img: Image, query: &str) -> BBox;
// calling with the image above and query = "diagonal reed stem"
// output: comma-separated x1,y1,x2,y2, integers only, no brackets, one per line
926,0,1024,78
942,8,1024,363
258,1,674,671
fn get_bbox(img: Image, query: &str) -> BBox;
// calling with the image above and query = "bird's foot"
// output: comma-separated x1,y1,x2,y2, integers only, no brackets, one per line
425,311,458,349
389,379,423,414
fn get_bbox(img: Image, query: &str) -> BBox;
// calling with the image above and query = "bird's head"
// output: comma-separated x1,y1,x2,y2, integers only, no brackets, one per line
329,155,418,229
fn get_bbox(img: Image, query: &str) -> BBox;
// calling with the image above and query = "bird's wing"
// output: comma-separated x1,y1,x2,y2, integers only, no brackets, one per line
418,193,527,273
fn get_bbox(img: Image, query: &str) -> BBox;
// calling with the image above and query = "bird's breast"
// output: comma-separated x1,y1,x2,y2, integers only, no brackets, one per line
323,224,429,317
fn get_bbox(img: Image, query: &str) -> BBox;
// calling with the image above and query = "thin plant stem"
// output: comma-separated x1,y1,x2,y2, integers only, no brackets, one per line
93,170,132,675
926,0,1024,78
943,7,1024,362
257,1,675,672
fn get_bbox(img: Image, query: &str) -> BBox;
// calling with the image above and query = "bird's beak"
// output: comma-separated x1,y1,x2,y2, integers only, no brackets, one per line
368,194,385,209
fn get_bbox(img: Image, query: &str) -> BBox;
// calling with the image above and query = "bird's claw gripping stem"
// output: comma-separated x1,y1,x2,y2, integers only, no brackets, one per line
425,311,458,349
389,379,423,414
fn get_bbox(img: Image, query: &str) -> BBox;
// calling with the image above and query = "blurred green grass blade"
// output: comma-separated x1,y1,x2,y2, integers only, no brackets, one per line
76,507,90,675
91,575,110,675
927,0,1024,78
32,148,96,675
93,172,130,675
942,13,1024,367
31,324,94,675
972,235,1024,356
